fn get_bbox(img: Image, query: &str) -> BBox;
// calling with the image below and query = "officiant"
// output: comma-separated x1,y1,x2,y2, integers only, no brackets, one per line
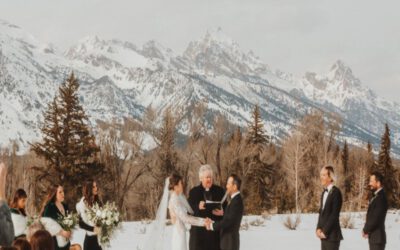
188,164,226,250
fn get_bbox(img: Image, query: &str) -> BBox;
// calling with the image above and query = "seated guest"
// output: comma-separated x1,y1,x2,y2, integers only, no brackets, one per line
12,238,31,250
30,230,54,250
26,222,45,243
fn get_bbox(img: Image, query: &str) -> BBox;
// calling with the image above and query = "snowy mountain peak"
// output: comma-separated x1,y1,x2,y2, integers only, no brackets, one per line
141,40,173,60
203,27,237,48
183,28,269,77
327,60,362,89
0,18,400,155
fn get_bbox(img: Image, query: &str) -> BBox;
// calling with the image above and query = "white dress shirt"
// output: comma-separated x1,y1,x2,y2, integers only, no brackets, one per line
322,183,334,210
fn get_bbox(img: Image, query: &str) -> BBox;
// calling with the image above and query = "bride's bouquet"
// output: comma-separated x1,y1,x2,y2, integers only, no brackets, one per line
85,202,122,248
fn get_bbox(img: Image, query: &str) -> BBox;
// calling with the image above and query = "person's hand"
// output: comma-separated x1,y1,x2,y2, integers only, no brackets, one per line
362,231,368,239
94,226,101,235
315,229,321,238
212,209,224,216
199,201,206,210
319,231,327,239
60,230,72,239
316,229,326,239
204,218,213,230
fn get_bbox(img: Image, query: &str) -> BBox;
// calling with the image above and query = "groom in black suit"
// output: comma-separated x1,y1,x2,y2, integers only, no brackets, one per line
362,172,388,250
316,165,343,250
206,174,244,250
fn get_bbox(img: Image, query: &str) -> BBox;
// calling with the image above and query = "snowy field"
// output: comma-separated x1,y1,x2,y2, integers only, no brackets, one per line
70,211,400,250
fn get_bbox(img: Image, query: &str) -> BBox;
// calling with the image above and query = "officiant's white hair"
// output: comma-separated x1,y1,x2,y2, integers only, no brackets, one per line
199,164,213,180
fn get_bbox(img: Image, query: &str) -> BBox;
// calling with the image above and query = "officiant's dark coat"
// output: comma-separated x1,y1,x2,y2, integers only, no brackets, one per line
188,184,226,250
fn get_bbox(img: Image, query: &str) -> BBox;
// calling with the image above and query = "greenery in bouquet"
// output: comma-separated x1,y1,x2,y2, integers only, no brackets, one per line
58,212,79,231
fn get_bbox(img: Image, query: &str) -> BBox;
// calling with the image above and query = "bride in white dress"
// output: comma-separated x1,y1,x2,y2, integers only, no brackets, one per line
144,174,207,250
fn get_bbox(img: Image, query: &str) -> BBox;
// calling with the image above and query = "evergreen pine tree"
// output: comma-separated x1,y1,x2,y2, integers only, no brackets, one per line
242,105,274,213
155,108,178,180
377,123,400,208
31,73,102,206
246,105,269,145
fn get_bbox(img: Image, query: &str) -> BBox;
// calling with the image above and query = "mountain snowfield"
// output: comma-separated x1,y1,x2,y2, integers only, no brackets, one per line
68,212,400,250
0,19,399,154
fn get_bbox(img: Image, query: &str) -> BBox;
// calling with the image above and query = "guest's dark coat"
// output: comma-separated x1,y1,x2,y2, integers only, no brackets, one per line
0,200,15,247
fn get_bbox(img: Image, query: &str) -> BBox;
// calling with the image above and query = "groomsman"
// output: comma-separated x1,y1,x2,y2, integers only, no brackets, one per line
362,172,388,250
206,174,244,250
316,165,343,250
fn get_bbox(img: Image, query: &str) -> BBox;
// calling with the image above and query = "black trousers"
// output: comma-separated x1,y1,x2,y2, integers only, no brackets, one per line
321,240,340,250
84,234,102,250
189,228,220,250
369,243,385,250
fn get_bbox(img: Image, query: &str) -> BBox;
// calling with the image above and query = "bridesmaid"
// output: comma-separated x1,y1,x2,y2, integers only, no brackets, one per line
9,189,28,239
76,180,102,250
40,185,81,250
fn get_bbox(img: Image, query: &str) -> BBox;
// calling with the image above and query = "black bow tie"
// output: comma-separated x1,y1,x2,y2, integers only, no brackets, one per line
323,188,328,193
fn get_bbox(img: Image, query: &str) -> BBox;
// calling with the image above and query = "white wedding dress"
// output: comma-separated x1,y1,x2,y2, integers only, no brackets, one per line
143,179,204,250
168,192,204,250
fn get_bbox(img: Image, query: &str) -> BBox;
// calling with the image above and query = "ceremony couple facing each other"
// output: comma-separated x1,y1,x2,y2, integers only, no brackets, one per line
316,166,388,250
146,164,244,250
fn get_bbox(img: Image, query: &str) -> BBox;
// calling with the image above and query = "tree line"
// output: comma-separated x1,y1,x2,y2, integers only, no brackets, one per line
2,73,399,220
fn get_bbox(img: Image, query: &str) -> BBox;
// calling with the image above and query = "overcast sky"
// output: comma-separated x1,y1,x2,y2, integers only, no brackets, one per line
0,0,399,101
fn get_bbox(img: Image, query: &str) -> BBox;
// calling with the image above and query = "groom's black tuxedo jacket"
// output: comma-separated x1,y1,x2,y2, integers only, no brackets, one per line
213,193,244,250
316,186,343,242
363,189,388,245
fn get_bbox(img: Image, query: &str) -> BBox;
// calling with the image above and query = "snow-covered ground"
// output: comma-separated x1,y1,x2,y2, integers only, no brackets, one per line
70,211,400,250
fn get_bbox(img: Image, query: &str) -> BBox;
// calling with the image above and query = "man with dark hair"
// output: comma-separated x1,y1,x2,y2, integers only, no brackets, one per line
205,174,244,250
362,172,388,250
316,165,343,250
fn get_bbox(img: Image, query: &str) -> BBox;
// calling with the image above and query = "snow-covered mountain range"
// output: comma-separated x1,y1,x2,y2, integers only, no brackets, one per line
0,19,399,154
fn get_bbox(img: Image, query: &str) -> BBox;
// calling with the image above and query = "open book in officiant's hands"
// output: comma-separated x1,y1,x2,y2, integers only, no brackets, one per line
205,200,222,210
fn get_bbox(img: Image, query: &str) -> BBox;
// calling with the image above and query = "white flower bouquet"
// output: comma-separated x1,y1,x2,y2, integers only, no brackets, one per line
85,202,122,248
58,212,79,231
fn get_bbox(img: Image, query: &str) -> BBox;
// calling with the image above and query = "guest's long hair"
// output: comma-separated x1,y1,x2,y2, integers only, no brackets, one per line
40,184,62,216
10,189,27,216
12,238,31,250
30,230,54,250
82,179,102,207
